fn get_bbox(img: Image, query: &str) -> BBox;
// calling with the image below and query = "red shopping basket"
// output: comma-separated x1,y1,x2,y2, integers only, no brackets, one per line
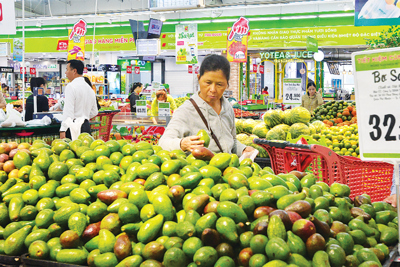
253,139,394,202
90,110,120,142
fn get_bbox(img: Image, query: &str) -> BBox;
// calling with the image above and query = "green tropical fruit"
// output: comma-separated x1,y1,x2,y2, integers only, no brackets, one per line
59,150,75,162
29,240,50,259
193,246,218,267
163,247,187,267
5,225,32,255
217,201,248,224
13,150,32,169
265,237,290,261
56,249,88,265
209,153,231,170
33,149,52,172
216,217,238,244
137,214,164,244
197,129,210,148
98,229,116,253
116,255,143,267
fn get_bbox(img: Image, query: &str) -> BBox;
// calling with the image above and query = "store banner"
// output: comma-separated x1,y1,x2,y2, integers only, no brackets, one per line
29,68,36,76
282,78,302,106
13,39,23,62
352,47,400,160
134,67,140,74
188,65,193,74
226,17,249,63
57,40,68,51
175,24,198,65
306,36,318,52
259,65,264,74
0,1,16,35
355,0,400,26
67,19,87,61
126,66,132,74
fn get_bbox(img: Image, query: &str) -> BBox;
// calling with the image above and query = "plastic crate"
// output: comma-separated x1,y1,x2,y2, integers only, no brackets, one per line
90,110,119,142
0,255,21,267
21,254,87,267
253,139,394,202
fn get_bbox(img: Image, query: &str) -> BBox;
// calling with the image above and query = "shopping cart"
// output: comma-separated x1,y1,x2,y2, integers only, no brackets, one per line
253,139,394,202
90,110,120,142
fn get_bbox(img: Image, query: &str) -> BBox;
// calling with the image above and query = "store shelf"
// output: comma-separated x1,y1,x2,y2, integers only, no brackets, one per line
112,113,171,127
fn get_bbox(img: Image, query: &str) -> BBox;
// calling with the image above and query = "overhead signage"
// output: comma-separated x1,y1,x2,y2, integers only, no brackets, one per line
0,67,13,73
13,38,23,62
134,67,140,74
227,17,250,63
0,42,9,56
20,67,26,74
352,47,400,160
176,24,198,65
136,100,147,117
29,68,36,75
57,40,68,51
126,66,132,74
136,39,160,56
355,0,400,26
259,65,264,74
306,36,318,52
0,1,16,35
188,65,193,74
252,64,257,73
158,102,170,117
261,51,314,62
67,19,87,61
282,78,302,106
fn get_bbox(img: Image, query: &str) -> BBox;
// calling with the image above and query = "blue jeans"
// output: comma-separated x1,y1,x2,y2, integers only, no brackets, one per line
390,165,400,195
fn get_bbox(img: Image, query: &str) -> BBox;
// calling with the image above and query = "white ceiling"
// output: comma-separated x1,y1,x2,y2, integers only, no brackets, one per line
14,0,355,27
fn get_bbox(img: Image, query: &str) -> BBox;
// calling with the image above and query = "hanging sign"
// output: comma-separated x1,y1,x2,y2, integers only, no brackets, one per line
259,65,264,74
195,65,199,74
352,47,400,160
188,65,193,74
20,67,26,74
226,17,249,63
0,1,16,35
29,68,36,75
282,78,302,106
67,19,87,61
13,39,23,62
175,24,198,65
134,66,140,74
158,102,170,116
57,40,68,51
252,64,258,73
126,66,132,74
306,36,318,52
136,100,147,117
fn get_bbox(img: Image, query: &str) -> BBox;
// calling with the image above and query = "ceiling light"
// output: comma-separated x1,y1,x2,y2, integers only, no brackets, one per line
281,15,317,20
249,17,280,21
160,16,166,22
319,13,354,18
342,70,346,74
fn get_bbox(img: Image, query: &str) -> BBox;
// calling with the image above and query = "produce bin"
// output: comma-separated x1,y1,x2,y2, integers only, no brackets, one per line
253,139,394,202
90,110,120,142
21,254,87,267
0,255,21,267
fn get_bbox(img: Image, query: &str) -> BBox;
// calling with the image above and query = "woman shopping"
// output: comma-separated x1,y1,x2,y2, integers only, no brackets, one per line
159,54,255,157
151,89,177,124
301,81,324,114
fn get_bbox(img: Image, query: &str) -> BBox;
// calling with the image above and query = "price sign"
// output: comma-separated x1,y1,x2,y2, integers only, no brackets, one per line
188,65,193,74
259,65,264,74
20,67,26,74
252,64,258,73
282,78,302,106
126,66,132,74
29,68,36,75
352,48,400,161
136,100,147,117
158,102,170,117
134,66,140,74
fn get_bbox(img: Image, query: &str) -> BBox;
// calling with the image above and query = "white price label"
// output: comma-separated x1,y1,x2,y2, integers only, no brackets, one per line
136,100,147,117
352,47,400,161
158,102,170,117
283,78,302,106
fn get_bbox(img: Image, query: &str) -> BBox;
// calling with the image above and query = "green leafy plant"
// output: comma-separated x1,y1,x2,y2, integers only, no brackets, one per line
366,25,400,49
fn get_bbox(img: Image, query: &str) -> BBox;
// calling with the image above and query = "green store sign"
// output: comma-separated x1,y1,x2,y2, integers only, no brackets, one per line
117,59,151,71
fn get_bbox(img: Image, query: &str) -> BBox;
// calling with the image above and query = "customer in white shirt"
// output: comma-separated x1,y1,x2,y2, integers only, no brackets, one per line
60,60,98,139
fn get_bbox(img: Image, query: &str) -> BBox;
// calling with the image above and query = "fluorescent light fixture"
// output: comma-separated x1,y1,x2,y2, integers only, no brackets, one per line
184,20,212,24
249,17,280,21
212,18,237,23
319,13,354,18
281,15,317,20
163,21,179,25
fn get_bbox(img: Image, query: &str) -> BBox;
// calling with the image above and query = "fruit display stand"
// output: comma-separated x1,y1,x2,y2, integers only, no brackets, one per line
111,112,171,129
0,254,22,266
253,139,394,202
0,124,62,144
89,110,120,142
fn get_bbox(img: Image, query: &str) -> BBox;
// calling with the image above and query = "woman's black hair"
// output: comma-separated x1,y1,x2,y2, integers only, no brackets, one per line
307,81,317,96
199,54,230,82
130,82,142,94
30,77,46,88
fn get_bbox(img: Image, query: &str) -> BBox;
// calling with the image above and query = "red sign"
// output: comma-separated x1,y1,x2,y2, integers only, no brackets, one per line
0,4,3,22
134,67,140,74
57,40,68,51
195,66,199,74
29,68,36,75
69,19,87,41
126,66,132,74
83,67,88,74
253,64,258,73
188,65,193,74
20,67,26,74
259,65,264,74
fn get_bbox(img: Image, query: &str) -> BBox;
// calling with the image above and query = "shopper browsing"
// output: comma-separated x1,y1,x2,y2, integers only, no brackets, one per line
60,60,98,139
159,54,255,156
128,82,143,113
151,89,177,124
25,77,49,121
301,81,324,114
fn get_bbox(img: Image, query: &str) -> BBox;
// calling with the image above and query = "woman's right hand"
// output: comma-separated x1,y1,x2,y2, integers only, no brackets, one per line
180,135,205,152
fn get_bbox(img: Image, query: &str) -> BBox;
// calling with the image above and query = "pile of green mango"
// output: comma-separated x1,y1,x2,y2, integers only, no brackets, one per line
0,133,397,267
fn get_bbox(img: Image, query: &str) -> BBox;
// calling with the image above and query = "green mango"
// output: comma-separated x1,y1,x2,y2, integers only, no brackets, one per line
349,218,375,237
193,246,218,266
4,225,32,255
2,182,30,198
30,175,47,190
53,203,80,226
216,217,238,243
9,196,24,222
261,174,289,188
248,254,267,267
56,249,88,265
176,221,196,240
355,248,382,266
330,182,345,197
118,202,140,224
144,172,166,191
336,232,354,255
20,205,38,221
249,177,273,190
265,237,290,261
24,229,51,248
161,160,181,176
287,230,306,257
98,229,116,253
312,250,330,267
0,178,16,194
68,212,87,236
152,194,175,221
267,185,291,201
195,213,217,234
69,188,91,204
38,181,59,199
171,172,203,190
268,215,287,241
197,129,210,148
116,255,143,267
137,214,164,244
237,195,255,217
84,236,99,251
300,173,316,188
100,213,122,235
251,191,274,207
219,188,238,203
35,209,55,228
326,244,346,267
28,240,50,260
227,173,249,189
350,230,367,245
277,192,306,210
184,194,210,214
209,153,231,170
287,253,311,267
377,224,398,245
162,221,178,237
48,162,69,181
217,201,248,224
87,201,108,223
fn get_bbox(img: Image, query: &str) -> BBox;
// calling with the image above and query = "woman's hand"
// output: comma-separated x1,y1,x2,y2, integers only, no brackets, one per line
318,88,322,95
180,135,205,152
384,194,397,207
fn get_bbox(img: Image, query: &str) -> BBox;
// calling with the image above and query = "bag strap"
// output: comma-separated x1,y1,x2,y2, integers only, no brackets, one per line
189,98,223,152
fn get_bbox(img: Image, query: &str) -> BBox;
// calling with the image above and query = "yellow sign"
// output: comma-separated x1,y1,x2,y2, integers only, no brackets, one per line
227,27,248,63
67,29,85,61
